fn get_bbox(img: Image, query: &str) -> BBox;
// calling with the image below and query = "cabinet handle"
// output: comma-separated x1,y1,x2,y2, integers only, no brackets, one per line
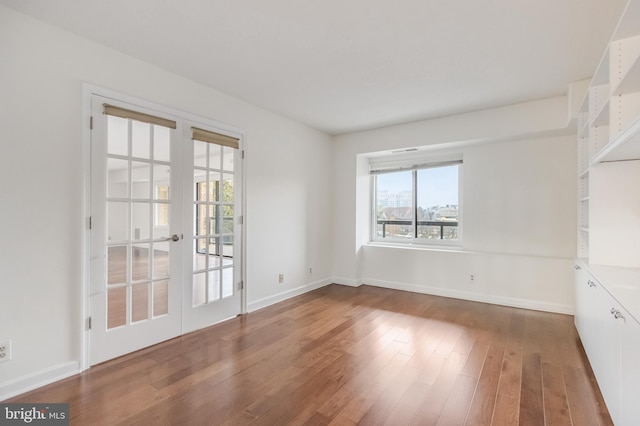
575,265,581,270
587,280,596,288
614,310,625,320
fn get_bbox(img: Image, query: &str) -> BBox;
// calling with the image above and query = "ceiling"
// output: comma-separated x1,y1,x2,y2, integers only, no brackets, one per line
1,0,628,135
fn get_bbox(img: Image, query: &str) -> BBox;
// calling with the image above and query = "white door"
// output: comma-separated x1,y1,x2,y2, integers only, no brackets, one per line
89,95,243,365
181,125,243,332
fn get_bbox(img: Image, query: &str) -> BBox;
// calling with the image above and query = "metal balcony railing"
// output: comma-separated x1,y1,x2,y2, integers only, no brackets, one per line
377,220,458,239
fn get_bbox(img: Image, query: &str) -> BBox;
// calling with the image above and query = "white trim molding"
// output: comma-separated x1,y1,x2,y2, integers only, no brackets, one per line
247,279,333,313
0,361,81,401
360,278,574,315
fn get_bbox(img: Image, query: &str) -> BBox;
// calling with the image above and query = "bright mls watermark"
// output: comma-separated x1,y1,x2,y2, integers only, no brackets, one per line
0,404,69,425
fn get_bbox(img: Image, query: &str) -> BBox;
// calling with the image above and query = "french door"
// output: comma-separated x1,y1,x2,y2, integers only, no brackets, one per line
89,95,243,365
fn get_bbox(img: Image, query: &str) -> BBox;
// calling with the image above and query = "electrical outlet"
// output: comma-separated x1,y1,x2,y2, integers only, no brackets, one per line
278,273,284,284
309,267,313,275
0,340,11,363
470,274,475,283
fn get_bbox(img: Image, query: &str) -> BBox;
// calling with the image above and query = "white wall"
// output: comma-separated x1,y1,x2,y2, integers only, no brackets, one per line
0,5,333,397
333,98,577,313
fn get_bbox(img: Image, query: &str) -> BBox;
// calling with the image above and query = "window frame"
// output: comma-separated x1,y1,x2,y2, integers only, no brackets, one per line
370,157,463,247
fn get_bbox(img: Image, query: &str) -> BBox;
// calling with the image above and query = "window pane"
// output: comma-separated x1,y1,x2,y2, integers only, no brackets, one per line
416,165,459,240
375,171,413,239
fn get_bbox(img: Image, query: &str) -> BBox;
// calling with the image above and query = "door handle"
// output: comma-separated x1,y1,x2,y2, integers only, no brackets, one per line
162,234,181,242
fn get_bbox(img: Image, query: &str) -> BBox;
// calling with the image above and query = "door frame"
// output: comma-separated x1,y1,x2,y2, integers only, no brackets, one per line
81,84,247,370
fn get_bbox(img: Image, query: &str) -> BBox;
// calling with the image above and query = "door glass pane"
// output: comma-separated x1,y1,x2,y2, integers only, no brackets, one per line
131,162,151,199
222,267,233,298
107,201,128,242
209,144,221,170
193,272,206,306
153,165,171,190
208,173,221,201
208,205,219,236
153,125,171,162
208,237,219,259
194,238,207,270
107,286,127,329
153,280,169,316
132,202,150,241
222,146,234,172
222,236,234,259
196,204,208,236
222,174,233,202
223,205,233,235
132,243,150,281
108,246,127,285
208,270,221,302
153,242,170,278
194,169,206,198
194,140,207,168
131,283,149,322
107,116,128,156
132,121,150,159
107,158,128,198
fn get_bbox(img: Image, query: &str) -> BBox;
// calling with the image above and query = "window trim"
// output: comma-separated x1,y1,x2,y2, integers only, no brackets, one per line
370,158,463,247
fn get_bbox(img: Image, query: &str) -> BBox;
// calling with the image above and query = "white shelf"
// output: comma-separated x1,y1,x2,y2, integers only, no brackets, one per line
612,53,640,96
591,48,610,86
580,197,590,202
592,115,640,164
591,99,610,127
588,84,610,127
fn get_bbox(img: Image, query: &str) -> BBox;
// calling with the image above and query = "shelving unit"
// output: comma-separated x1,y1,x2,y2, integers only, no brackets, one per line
575,1,640,424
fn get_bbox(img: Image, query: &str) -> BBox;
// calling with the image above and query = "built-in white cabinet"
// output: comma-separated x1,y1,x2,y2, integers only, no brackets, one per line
575,1,640,424
574,261,640,425
620,313,640,423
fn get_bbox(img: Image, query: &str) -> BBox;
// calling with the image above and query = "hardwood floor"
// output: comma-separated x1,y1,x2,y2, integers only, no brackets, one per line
8,285,611,425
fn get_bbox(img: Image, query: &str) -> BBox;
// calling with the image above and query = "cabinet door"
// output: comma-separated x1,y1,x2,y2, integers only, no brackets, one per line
574,267,621,423
619,310,640,426
592,295,621,424
574,267,602,361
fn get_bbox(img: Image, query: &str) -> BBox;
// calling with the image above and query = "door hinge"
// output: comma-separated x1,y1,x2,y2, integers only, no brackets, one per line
88,216,92,230
242,150,245,159
239,280,244,290
88,316,92,330
90,116,93,130
238,215,243,225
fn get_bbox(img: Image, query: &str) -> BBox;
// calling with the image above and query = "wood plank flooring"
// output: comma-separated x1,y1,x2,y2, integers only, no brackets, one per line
8,285,611,425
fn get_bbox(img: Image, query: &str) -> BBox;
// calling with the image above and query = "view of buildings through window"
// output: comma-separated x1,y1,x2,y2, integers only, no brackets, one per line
374,163,459,241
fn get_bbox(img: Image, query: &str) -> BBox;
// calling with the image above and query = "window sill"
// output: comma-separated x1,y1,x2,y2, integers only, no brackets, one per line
365,241,470,254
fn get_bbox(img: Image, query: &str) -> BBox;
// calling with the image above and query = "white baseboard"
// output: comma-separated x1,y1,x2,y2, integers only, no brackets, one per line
0,361,81,401
361,278,574,315
331,277,363,287
247,278,332,312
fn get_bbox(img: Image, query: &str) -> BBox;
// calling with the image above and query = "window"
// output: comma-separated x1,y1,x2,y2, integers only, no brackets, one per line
372,158,461,243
